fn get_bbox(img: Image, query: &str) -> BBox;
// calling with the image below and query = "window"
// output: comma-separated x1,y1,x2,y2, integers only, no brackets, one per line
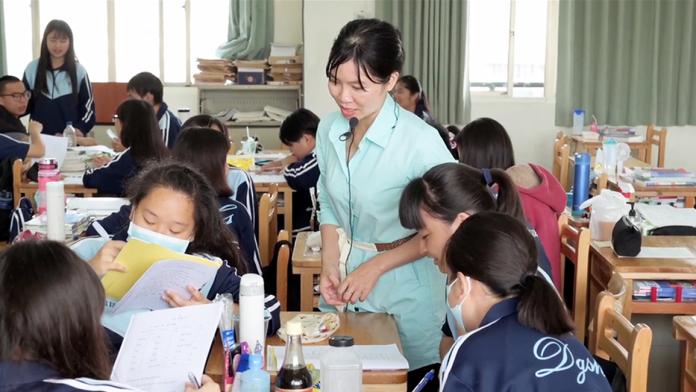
114,0,159,81
469,0,551,98
2,0,33,78
190,0,229,82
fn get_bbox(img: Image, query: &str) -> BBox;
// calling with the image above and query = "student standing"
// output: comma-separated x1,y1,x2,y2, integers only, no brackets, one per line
22,20,95,144
438,212,611,392
262,108,321,235
83,99,167,195
316,19,454,382
126,72,181,149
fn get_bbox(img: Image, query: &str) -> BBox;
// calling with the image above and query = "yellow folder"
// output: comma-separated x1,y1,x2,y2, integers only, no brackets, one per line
101,239,222,300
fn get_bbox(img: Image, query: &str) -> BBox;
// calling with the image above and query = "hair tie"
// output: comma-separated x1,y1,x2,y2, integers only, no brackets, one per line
518,273,536,289
482,168,493,186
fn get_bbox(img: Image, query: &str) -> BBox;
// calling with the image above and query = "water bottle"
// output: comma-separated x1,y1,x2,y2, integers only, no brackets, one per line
240,353,270,392
63,122,76,147
320,336,362,392
239,274,266,361
37,158,60,215
572,152,591,217
572,109,585,135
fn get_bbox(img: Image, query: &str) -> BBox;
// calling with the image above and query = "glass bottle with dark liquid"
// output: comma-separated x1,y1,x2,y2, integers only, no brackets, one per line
275,321,313,391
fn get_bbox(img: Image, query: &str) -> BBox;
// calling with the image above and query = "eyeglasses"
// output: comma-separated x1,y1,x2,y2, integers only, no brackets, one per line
0,91,32,101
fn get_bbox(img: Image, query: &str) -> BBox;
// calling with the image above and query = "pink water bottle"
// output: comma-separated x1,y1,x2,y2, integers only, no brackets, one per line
37,158,60,214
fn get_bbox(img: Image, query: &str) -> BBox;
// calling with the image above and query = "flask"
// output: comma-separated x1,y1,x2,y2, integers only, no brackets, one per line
572,152,591,216
240,353,270,392
275,321,313,391
320,336,362,392
572,109,585,135
63,121,76,147
37,158,60,214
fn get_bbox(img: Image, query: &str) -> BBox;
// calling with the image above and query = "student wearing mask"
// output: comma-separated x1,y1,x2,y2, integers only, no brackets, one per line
126,72,181,149
438,212,611,391
22,20,96,145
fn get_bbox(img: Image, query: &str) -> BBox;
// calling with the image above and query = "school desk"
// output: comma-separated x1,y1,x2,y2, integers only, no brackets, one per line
205,311,408,391
292,231,322,311
249,172,295,235
673,315,696,392
588,236,696,322
571,135,651,161
12,159,97,209
606,177,696,208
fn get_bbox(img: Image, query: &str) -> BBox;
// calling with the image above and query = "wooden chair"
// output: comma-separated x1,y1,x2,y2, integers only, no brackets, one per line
12,159,24,209
590,291,653,392
553,133,571,191
258,183,279,268
275,230,291,310
558,213,591,343
644,125,667,167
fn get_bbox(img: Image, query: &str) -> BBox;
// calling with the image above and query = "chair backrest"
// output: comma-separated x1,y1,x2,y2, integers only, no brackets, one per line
645,125,667,167
12,159,23,209
275,230,291,311
558,213,591,343
553,133,571,192
258,183,279,268
590,291,652,392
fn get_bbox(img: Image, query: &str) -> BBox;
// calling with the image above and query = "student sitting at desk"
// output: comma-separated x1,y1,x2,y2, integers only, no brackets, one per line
262,108,320,235
0,75,46,159
438,212,611,392
0,240,219,391
78,161,280,337
125,72,181,149
82,99,167,195
181,114,256,224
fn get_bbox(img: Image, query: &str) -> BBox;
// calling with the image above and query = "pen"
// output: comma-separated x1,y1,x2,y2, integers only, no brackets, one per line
187,372,201,388
411,369,435,392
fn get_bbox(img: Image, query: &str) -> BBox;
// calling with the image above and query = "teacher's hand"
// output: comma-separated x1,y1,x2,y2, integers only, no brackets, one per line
319,264,345,306
337,255,383,304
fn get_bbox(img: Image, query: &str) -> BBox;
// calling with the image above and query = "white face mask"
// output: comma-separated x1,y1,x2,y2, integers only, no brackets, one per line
446,276,471,338
127,221,191,254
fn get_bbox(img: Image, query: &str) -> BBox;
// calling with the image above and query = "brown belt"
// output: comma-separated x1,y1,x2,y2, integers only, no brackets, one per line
374,233,416,252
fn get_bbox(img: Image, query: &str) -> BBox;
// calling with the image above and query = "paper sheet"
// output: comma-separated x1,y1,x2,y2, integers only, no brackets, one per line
249,172,286,184
67,197,129,213
101,239,221,300
635,203,696,228
34,134,68,168
111,303,223,392
618,247,696,259
267,344,409,371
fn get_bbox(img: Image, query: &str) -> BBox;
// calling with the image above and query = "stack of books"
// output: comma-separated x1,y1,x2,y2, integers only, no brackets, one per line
633,280,696,302
631,168,696,187
24,212,91,241
193,59,235,84
599,127,645,142
268,56,303,85
235,60,268,85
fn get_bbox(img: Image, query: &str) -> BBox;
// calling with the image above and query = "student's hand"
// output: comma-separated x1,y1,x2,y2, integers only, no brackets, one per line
112,139,125,152
163,285,211,307
320,264,346,306
74,128,86,137
76,136,98,146
184,375,220,392
259,159,283,172
88,240,127,277
337,255,383,303
28,120,43,135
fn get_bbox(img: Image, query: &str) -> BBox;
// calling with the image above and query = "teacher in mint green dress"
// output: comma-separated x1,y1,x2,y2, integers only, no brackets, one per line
316,18,455,382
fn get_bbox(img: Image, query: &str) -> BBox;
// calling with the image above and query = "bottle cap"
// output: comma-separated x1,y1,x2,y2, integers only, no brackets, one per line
286,321,302,336
240,273,264,296
249,353,263,369
328,336,354,347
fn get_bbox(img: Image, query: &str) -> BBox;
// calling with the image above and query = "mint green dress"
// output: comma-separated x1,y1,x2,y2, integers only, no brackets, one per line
316,95,454,370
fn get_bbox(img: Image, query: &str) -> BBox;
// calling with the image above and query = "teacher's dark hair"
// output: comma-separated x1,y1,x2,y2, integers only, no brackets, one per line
326,18,404,89
456,117,516,170
445,212,574,335
0,240,111,379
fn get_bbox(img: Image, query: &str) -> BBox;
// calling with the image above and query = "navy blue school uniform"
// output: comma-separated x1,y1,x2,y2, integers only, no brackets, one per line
283,151,319,235
0,133,30,161
440,297,612,392
0,361,136,391
23,60,95,135
227,166,258,229
82,148,136,196
156,102,181,149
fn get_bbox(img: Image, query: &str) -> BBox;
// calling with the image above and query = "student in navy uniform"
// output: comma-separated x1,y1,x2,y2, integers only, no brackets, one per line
125,72,181,149
83,99,167,195
181,114,257,224
398,162,555,363
173,127,263,275
0,76,46,160
261,108,320,235
0,240,221,391
22,20,96,145
82,161,280,334
439,212,611,391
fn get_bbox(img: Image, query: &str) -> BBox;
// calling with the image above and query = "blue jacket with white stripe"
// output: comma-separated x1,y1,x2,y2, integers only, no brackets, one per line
440,298,612,392
0,361,137,391
22,60,95,135
283,151,319,234
82,148,137,196
156,102,181,149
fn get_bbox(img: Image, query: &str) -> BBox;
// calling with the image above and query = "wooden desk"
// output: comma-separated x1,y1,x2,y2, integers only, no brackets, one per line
251,174,294,235
292,232,322,311
605,177,696,208
589,236,696,321
673,315,696,392
16,179,98,208
205,312,408,392
571,135,651,161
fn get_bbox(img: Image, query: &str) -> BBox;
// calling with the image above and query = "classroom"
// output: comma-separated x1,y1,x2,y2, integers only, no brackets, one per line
1,0,696,391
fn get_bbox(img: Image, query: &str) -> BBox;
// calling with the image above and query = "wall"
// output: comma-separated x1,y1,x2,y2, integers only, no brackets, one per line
274,0,303,44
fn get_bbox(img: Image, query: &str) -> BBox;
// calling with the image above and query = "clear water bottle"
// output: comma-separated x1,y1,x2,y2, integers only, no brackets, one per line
63,122,76,147
320,336,362,392
240,353,270,392
572,109,585,135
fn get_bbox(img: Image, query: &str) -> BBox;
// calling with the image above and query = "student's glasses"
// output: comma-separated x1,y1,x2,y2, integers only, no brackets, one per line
0,91,32,101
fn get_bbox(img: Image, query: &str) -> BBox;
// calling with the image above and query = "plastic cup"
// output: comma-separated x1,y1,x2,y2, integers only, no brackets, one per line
233,311,272,350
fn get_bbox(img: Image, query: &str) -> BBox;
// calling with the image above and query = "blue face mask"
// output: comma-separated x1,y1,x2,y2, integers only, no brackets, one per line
127,222,191,254
446,276,471,338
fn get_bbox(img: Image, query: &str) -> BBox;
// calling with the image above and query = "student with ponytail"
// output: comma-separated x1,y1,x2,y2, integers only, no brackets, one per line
438,212,610,391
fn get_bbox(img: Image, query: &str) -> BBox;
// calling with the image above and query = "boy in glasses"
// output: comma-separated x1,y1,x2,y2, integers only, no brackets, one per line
0,75,45,160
